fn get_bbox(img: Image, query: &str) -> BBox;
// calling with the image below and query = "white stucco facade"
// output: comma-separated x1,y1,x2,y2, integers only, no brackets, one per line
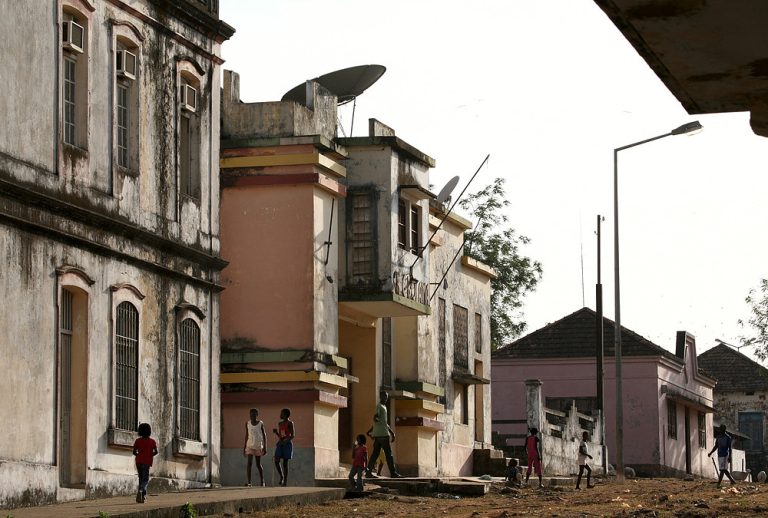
0,0,233,507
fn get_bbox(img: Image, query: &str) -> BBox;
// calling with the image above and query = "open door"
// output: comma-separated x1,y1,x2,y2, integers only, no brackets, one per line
59,287,88,488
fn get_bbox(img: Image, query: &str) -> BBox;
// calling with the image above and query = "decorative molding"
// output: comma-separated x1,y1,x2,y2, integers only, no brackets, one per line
110,283,146,300
110,19,146,42
176,55,206,77
175,301,206,320
56,265,95,286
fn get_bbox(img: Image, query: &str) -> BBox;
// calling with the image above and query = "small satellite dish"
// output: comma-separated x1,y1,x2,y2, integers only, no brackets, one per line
282,64,386,106
436,176,460,204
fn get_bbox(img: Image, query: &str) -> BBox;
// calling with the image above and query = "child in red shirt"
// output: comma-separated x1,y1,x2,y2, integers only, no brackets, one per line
349,434,368,492
133,423,158,503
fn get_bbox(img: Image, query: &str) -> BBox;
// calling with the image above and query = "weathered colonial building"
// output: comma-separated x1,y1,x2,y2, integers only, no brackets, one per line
698,343,768,475
0,0,233,507
218,70,495,484
492,308,717,477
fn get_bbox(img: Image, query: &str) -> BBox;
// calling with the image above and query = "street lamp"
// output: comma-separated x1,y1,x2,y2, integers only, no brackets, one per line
613,120,702,482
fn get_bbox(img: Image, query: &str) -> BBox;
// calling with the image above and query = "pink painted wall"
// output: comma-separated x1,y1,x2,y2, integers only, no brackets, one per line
492,342,714,476
220,184,315,348
492,357,661,466
221,403,315,449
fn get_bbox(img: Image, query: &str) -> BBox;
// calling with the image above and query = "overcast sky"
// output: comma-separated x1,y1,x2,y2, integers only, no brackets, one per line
219,0,768,360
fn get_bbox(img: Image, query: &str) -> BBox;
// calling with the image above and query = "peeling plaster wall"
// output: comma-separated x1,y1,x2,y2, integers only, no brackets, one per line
428,214,493,475
712,391,768,474
0,0,229,507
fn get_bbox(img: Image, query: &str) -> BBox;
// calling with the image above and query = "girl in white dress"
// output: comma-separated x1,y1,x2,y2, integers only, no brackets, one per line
244,408,267,486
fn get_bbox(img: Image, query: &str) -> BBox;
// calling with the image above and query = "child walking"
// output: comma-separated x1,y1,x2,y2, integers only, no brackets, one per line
708,424,737,487
576,431,594,489
244,408,267,486
273,408,295,486
132,423,158,503
349,434,368,491
524,427,544,488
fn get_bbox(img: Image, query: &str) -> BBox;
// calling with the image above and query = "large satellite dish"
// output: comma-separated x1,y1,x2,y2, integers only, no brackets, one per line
436,176,460,204
282,64,386,105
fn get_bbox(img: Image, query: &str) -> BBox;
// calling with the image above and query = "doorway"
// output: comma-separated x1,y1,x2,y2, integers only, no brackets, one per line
59,287,88,488
684,407,691,474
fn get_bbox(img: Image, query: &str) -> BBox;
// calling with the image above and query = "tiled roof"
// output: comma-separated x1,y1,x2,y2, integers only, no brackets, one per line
492,307,681,363
697,343,768,393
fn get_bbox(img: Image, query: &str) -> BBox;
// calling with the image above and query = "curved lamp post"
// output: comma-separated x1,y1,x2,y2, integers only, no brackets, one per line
613,120,702,482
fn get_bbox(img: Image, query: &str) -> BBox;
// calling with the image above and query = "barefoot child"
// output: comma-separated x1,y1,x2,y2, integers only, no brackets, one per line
244,408,267,486
273,408,295,486
525,427,544,488
349,434,368,491
132,423,158,503
576,431,594,489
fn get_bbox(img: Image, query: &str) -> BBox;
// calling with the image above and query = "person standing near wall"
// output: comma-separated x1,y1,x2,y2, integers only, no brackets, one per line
709,424,737,487
524,427,544,488
365,391,403,478
244,408,267,486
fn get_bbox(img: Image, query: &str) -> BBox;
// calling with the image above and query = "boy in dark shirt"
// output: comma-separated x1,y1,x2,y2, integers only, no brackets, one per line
708,424,736,487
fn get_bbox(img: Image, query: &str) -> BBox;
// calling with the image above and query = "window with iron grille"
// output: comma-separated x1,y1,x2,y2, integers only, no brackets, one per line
739,412,764,451
178,318,201,440
63,57,76,145
698,412,707,448
116,84,129,167
397,199,407,249
60,289,73,470
667,401,677,439
381,317,392,390
453,304,468,370
351,192,374,276
115,301,139,431
474,313,482,353
410,204,420,255
438,299,447,392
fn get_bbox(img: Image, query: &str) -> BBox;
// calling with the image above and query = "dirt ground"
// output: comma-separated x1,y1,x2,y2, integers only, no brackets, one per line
215,478,768,518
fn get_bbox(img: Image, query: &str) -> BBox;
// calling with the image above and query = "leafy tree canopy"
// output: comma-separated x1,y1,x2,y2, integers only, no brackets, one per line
739,278,768,361
459,177,542,349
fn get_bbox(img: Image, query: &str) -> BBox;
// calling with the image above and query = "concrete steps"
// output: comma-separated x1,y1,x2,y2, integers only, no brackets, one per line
315,477,489,497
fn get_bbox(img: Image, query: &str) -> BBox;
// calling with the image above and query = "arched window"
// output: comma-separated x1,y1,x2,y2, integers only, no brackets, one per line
178,318,201,440
115,301,139,431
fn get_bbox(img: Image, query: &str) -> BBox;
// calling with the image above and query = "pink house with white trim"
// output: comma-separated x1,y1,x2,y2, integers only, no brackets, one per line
491,308,717,477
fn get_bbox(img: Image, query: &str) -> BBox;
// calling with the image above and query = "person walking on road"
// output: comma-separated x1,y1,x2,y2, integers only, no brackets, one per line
709,424,737,487
365,391,403,478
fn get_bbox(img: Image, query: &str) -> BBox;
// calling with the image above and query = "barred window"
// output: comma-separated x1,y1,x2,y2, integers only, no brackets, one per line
351,192,374,276
698,412,707,448
178,318,201,440
474,313,482,353
381,317,392,389
453,304,468,369
667,401,677,439
115,301,139,431
438,299,447,391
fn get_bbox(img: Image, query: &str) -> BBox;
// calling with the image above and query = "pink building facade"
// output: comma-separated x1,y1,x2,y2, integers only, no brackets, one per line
492,308,717,477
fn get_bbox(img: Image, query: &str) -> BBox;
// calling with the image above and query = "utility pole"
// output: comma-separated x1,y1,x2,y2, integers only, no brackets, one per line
595,215,606,473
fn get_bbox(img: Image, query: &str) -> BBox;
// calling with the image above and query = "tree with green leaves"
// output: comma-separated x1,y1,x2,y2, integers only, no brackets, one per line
459,177,542,349
739,278,768,361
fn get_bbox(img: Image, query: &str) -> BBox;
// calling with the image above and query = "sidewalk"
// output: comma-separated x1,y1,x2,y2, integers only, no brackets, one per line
2,486,346,518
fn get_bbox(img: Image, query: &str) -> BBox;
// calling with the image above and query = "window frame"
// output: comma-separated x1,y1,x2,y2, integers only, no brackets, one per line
178,318,201,441
109,283,145,437
349,189,377,278
60,2,92,151
397,196,422,254
177,66,203,203
453,304,469,370
667,400,677,439
111,24,142,175
698,412,707,449
174,303,208,453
